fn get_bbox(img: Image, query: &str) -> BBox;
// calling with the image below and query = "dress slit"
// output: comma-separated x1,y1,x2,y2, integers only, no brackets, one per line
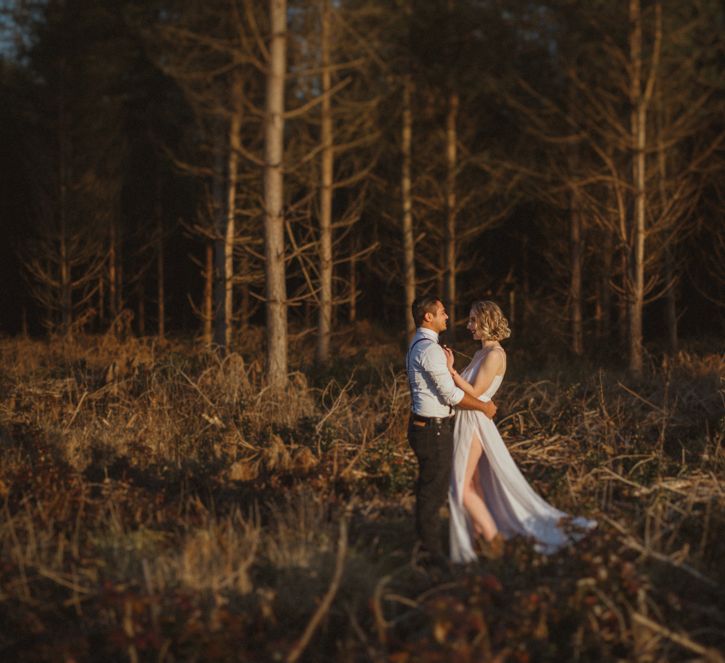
449,359,596,563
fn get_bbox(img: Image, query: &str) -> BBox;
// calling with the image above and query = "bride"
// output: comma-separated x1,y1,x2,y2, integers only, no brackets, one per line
444,301,596,563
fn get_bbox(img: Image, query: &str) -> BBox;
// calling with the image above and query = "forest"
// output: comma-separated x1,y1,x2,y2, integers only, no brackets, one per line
0,0,723,661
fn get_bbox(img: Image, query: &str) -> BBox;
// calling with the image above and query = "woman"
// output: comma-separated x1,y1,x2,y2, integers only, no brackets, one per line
444,301,596,563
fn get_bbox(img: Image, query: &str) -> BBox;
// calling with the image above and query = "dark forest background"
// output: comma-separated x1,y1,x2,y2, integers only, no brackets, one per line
1,4,724,661
1,0,723,376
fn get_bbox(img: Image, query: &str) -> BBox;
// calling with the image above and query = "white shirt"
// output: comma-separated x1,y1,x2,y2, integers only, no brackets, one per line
407,328,465,417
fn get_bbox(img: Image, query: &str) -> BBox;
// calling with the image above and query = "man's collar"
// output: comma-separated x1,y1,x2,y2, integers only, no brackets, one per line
417,327,439,343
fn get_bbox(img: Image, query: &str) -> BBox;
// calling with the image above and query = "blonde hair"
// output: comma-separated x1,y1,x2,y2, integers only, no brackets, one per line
470,300,511,342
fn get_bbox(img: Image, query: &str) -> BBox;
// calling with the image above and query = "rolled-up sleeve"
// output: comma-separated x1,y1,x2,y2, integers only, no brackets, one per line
421,345,465,406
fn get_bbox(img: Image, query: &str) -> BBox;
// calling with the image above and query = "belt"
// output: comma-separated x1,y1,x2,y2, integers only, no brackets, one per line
411,413,456,427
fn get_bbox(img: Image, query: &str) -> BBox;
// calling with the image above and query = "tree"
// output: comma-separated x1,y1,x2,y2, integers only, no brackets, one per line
504,0,720,371
150,0,266,351
264,0,288,387
17,0,132,333
409,0,516,336
401,74,416,338
627,0,662,375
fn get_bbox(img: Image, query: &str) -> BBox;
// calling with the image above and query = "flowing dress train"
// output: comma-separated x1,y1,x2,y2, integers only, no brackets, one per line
449,352,596,563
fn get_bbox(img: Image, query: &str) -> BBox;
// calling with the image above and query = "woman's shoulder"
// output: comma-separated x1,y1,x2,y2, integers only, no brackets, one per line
482,345,505,367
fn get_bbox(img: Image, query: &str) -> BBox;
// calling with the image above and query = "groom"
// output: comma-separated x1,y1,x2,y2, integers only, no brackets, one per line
407,296,497,567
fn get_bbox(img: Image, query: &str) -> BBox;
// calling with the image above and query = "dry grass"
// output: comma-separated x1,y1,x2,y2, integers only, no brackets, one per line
0,330,723,661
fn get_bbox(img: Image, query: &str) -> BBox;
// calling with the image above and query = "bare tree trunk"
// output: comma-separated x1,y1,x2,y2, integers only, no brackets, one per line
98,270,105,325
137,282,145,336
117,240,124,314
445,90,458,339
304,300,312,331
213,131,226,348
570,194,583,355
629,0,645,375
224,74,243,351
664,247,678,352
437,245,445,301
567,85,584,354
594,290,602,340
264,0,288,388
203,241,213,347
657,75,678,355
58,56,71,332
157,209,165,341
597,229,613,340
618,251,628,346
521,236,529,334
60,229,71,331
628,0,661,376
109,220,118,320
111,218,124,317
349,247,357,323
402,76,416,338
317,0,333,364
240,250,250,332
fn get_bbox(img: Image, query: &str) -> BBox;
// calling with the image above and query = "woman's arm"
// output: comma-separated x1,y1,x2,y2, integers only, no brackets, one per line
446,348,503,398
437,346,496,418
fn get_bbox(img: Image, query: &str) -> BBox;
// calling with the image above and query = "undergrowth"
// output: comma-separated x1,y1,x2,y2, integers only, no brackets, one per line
0,328,723,662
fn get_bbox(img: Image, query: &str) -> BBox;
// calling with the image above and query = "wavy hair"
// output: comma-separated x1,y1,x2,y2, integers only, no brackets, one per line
470,300,511,342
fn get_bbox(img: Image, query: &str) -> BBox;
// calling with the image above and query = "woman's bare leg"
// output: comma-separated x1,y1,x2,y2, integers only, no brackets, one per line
462,435,498,541
472,466,486,504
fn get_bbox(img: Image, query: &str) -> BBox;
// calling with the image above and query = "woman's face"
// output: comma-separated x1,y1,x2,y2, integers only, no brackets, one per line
467,309,482,340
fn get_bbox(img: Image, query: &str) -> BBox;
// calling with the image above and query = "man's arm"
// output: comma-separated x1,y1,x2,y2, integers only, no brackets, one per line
457,391,497,419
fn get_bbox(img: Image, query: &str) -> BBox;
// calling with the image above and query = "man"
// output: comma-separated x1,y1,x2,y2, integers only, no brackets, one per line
407,296,497,567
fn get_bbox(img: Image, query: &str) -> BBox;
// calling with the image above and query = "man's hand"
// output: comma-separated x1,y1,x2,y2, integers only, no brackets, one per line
458,393,497,416
481,400,497,419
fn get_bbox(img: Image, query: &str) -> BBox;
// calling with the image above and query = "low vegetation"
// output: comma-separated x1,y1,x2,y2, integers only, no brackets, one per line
0,327,723,661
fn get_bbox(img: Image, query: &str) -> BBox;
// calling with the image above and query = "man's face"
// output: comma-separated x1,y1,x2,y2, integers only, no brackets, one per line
426,300,448,333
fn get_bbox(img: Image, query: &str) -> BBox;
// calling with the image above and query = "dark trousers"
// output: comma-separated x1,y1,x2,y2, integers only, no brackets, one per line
408,418,454,557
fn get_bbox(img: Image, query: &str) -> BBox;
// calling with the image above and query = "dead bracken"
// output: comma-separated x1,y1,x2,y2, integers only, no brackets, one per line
0,333,723,662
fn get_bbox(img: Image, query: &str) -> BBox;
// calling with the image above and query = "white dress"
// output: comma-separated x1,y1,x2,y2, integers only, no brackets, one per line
449,351,596,563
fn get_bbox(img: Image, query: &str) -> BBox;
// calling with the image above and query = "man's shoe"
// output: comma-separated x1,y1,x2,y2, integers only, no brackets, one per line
412,546,451,577
421,553,451,580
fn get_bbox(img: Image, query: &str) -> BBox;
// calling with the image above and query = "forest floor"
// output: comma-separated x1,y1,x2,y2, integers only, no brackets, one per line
0,324,723,662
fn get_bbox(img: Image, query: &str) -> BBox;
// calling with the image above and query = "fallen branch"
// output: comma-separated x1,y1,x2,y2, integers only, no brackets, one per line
601,515,717,588
287,517,348,663
596,467,648,492
372,574,391,646
617,382,667,413
37,567,94,595
178,369,257,451
315,374,357,436
631,612,724,662
64,390,88,430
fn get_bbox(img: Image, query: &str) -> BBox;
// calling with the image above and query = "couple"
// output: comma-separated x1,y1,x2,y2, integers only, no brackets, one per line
406,296,595,567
